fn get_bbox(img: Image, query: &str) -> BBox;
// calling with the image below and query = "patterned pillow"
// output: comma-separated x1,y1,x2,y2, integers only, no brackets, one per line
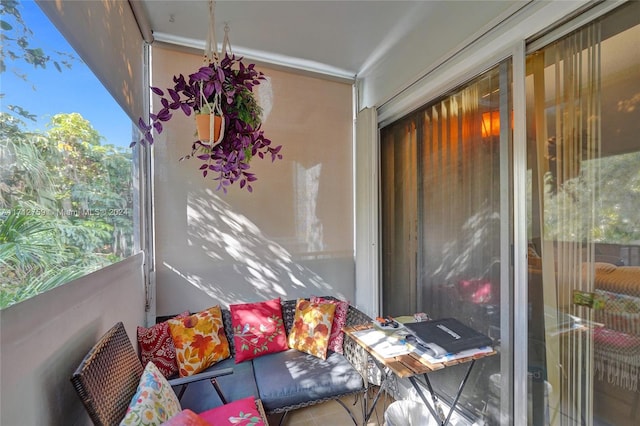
288,299,336,359
199,397,265,426
230,298,288,363
167,306,230,377
120,361,181,425
161,409,211,426
310,296,349,354
137,311,189,378
594,289,640,336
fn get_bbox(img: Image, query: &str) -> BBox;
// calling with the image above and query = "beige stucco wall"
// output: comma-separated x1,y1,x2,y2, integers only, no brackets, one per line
151,46,355,315
0,253,146,426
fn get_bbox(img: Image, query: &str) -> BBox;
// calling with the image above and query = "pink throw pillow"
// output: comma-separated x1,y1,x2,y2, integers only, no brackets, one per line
230,298,288,363
161,409,211,426
311,296,349,354
594,327,640,349
137,311,189,378
199,397,265,425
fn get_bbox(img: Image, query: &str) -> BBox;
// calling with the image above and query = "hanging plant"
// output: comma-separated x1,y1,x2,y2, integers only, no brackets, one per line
133,54,282,192
132,7,282,192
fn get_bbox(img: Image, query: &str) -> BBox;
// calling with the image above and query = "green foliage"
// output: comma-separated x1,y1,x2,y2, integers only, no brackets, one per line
543,151,640,244
0,0,76,74
0,209,60,267
0,209,95,309
0,3,131,309
0,112,134,309
230,87,263,129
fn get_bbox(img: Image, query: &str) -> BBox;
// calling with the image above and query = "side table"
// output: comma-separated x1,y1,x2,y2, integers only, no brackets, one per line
344,324,496,426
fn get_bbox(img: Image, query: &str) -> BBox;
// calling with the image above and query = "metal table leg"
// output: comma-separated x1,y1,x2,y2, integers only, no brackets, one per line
408,359,477,426
364,366,392,424
409,375,443,422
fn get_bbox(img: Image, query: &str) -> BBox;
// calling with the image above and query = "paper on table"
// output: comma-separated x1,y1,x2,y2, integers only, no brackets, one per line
408,341,494,364
351,328,411,358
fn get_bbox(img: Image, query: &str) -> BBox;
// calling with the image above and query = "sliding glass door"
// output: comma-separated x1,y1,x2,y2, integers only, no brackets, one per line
380,60,512,422
379,3,638,424
525,2,639,425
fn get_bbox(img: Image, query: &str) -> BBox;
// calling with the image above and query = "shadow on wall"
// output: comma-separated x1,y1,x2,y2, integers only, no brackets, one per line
160,188,349,308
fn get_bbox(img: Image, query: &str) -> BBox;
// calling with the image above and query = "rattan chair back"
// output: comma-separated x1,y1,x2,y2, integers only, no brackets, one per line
70,322,143,426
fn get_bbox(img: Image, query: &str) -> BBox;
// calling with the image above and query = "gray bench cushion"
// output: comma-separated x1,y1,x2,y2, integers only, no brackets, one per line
178,357,259,413
253,349,364,411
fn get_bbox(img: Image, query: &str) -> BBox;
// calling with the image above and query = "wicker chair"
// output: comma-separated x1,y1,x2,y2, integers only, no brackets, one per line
70,322,233,426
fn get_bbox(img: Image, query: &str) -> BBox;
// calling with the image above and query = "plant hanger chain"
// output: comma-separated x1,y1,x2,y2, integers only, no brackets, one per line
204,0,218,65
204,0,233,66
222,22,232,57
202,0,228,146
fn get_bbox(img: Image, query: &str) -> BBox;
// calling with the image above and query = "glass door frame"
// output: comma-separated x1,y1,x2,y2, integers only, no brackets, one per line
514,2,631,424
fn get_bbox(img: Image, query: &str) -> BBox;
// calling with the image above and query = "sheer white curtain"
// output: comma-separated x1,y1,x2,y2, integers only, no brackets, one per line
380,63,507,417
527,20,602,425
380,119,418,316
418,71,502,322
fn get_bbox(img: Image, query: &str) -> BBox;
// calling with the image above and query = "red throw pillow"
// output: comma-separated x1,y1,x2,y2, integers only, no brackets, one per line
230,298,288,363
137,311,189,378
199,397,265,426
311,296,349,354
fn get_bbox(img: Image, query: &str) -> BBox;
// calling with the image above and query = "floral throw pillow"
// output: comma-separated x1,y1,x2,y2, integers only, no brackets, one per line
120,361,181,425
167,306,230,377
199,397,265,426
310,296,349,354
137,311,189,378
230,298,288,363
288,299,336,360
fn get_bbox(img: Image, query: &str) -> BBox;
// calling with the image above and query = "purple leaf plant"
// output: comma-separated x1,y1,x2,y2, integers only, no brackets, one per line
132,54,283,192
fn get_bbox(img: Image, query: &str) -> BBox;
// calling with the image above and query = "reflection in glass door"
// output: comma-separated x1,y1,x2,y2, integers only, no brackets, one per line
381,61,512,423
526,3,640,424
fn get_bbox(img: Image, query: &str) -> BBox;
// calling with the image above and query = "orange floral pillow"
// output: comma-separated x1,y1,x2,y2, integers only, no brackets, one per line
167,306,230,377
288,299,336,360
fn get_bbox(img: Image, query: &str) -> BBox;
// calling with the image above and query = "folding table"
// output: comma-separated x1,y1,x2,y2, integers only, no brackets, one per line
343,324,496,426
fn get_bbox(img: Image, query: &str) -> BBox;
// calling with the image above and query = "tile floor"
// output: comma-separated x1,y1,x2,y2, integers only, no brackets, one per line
266,387,395,426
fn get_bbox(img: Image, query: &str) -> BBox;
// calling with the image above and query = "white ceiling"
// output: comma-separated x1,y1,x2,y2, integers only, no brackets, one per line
139,1,526,79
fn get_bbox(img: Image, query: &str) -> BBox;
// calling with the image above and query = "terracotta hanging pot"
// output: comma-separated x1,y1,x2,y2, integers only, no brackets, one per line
196,114,223,142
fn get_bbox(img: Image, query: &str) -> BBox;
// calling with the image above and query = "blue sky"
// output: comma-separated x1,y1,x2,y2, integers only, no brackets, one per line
1,1,133,148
